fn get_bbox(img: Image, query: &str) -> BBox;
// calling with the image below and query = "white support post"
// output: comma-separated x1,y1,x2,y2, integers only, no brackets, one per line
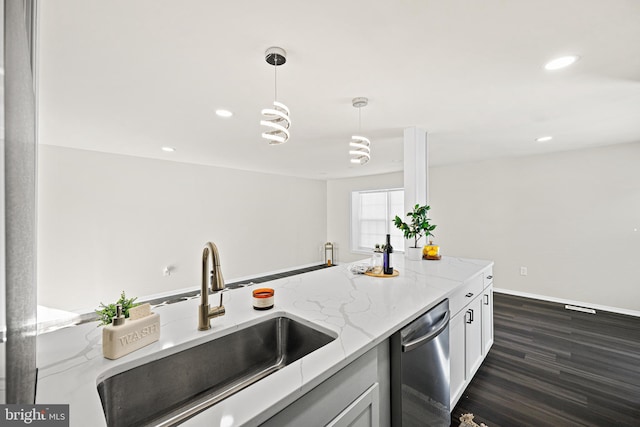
403,127,428,253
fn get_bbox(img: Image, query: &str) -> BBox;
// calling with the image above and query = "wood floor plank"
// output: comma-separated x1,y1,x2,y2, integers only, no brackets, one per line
451,293,640,427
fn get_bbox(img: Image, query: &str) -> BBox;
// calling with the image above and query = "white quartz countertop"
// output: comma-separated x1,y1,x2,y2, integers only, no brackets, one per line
35,255,492,427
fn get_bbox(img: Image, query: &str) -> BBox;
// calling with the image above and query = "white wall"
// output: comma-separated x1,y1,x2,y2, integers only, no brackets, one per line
429,142,640,312
327,172,403,264
38,145,327,312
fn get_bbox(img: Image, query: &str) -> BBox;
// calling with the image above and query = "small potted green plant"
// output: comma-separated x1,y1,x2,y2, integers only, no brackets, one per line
394,204,437,260
95,291,139,326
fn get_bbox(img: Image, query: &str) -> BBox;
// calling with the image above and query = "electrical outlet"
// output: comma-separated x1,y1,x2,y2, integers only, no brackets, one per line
520,266,527,276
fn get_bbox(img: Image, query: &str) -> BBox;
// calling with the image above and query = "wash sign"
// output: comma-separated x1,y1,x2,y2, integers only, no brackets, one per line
0,405,68,426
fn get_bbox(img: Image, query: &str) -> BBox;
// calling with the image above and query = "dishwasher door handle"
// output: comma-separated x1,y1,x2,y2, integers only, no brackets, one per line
401,310,450,352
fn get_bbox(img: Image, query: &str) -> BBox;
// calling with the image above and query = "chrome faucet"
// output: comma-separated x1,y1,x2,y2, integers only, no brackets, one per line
198,242,225,330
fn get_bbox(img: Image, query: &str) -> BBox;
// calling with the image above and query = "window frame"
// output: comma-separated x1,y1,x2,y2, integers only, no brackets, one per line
350,187,405,255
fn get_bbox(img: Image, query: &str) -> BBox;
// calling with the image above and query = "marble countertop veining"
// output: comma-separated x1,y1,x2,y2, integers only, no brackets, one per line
35,255,492,426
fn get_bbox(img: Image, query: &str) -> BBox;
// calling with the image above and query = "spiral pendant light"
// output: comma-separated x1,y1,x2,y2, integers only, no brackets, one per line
349,97,371,165
261,47,291,145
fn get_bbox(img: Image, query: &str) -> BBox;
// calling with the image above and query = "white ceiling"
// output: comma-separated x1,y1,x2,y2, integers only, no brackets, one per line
36,0,640,179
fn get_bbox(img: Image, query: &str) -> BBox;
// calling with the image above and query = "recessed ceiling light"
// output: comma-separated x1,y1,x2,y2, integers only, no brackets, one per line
161,146,176,152
544,55,579,71
535,136,553,142
215,109,233,118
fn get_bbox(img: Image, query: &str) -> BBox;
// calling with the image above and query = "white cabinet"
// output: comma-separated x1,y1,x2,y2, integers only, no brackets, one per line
449,267,494,409
450,295,483,407
449,309,467,405
482,283,494,355
327,383,379,427
261,347,379,427
464,296,484,378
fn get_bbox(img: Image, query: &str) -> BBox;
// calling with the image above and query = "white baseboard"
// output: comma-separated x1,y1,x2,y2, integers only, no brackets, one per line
494,288,640,318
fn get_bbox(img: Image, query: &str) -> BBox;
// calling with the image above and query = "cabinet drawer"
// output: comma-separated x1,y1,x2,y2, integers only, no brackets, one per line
449,274,484,316
261,347,377,426
483,267,494,288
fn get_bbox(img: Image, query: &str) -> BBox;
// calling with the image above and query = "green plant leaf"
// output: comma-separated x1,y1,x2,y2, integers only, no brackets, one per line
95,290,141,326
392,203,437,244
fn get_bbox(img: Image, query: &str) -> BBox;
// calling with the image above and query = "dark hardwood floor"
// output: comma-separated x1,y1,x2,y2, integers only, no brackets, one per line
451,293,640,427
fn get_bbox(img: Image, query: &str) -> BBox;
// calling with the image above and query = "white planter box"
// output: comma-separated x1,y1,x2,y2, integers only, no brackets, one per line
405,247,423,261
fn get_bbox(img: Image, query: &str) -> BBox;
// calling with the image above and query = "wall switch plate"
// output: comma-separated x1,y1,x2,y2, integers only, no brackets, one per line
520,266,528,276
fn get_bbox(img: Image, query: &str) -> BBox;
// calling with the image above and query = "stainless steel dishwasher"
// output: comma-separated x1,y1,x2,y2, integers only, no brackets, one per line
391,299,450,426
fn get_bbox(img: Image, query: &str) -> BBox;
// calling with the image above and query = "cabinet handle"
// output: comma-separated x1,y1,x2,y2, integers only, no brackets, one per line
466,309,474,324
465,292,474,298
484,294,489,305
486,275,493,280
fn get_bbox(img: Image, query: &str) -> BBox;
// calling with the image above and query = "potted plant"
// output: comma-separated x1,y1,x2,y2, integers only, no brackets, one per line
393,204,437,260
95,290,139,326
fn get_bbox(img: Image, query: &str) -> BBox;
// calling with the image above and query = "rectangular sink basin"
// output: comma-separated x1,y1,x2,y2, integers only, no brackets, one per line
97,315,336,427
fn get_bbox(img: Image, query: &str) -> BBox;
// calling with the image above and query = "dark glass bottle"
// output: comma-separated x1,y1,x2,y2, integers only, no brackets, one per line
383,234,393,275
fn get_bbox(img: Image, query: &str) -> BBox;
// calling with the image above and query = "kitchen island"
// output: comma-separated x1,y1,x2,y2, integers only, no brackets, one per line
35,255,493,426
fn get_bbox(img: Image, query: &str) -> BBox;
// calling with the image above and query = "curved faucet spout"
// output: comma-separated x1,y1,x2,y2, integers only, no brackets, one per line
199,242,226,331
204,242,225,292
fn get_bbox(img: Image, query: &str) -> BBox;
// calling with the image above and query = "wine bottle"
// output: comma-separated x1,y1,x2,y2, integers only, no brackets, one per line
383,234,393,275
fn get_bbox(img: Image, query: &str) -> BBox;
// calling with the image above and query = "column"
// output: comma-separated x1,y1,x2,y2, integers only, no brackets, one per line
403,127,428,253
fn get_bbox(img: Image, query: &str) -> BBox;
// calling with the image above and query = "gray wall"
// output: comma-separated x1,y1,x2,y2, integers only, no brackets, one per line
327,142,640,313
429,142,640,313
37,145,328,312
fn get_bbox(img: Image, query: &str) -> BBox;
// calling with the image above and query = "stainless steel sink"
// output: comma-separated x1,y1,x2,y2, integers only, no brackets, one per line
97,316,336,427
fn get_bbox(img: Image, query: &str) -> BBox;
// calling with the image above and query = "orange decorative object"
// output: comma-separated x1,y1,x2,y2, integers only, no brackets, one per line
423,241,441,260
252,288,275,310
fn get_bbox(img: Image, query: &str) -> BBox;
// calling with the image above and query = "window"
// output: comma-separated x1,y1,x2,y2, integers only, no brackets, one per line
351,188,405,253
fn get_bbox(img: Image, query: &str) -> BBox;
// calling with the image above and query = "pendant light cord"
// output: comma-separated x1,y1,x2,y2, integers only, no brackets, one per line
274,60,278,101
